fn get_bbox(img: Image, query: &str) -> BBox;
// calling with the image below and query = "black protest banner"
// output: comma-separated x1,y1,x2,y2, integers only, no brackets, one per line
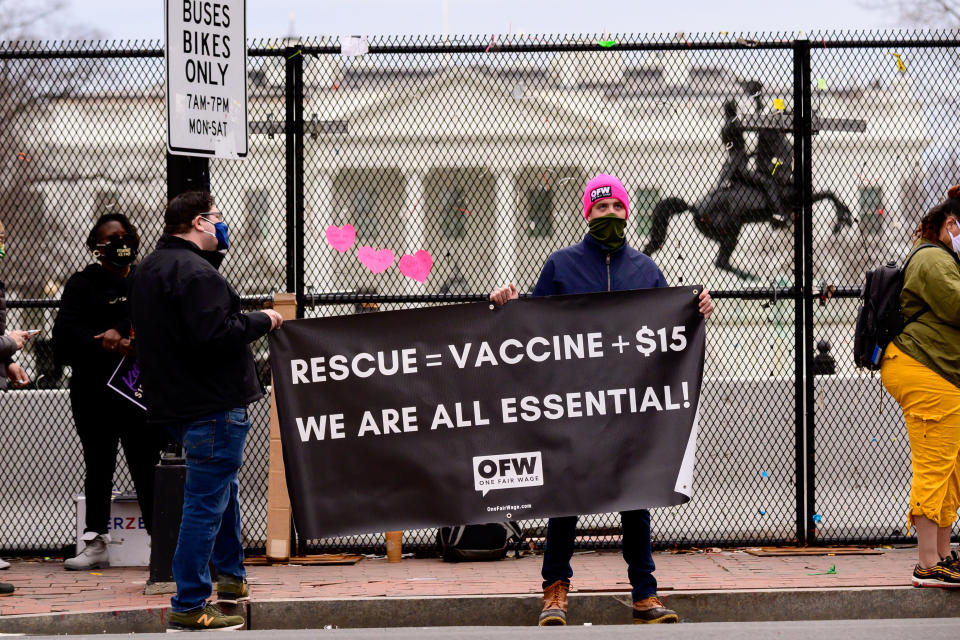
268,287,705,539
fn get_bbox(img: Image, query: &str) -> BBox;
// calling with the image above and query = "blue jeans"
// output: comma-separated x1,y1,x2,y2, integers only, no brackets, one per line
170,408,250,613
541,509,657,602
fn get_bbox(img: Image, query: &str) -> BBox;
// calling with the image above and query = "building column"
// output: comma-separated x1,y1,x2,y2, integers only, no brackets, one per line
403,170,426,295
305,171,334,304
493,170,516,286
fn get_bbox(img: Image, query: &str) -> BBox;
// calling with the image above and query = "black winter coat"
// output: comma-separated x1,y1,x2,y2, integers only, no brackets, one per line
130,235,272,425
53,263,133,393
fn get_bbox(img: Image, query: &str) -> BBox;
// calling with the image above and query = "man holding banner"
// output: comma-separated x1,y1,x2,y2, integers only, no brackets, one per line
268,175,710,628
490,174,713,626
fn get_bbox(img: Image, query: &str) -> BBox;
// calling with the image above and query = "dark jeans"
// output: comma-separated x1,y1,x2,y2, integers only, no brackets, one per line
70,387,166,536
541,509,657,602
170,408,250,613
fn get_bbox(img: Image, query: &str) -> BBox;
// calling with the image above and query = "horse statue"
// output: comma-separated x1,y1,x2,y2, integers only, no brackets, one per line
641,182,854,280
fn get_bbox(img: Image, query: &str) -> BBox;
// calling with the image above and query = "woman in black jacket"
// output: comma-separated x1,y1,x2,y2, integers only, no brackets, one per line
53,213,166,570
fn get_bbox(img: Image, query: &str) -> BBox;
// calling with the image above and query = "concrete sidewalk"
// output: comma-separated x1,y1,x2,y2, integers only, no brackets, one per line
0,547,951,634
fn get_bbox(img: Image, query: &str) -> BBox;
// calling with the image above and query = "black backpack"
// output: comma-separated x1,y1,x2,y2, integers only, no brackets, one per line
436,522,524,562
853,243,938,370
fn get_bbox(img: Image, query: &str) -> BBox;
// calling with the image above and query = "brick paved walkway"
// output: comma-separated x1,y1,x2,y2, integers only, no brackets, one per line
0,547,917,617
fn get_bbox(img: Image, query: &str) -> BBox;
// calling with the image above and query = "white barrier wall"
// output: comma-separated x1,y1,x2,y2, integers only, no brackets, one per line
0,373,910,550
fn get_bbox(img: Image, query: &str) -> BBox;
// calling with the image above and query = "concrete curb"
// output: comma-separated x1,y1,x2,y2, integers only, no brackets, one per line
2,587,960,634
248,587,960,628
0,605,171,635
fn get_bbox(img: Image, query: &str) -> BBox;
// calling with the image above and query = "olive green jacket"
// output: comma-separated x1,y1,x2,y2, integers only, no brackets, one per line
893,239,960,389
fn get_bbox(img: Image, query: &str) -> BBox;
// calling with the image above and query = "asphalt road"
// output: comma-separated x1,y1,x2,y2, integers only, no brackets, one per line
21,618,960,640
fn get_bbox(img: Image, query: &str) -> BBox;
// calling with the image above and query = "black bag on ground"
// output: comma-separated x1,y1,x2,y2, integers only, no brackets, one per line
436,522,524,562
853,243,937,370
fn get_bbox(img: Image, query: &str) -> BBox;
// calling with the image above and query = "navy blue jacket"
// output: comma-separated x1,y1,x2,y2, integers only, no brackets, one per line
532,234,667,297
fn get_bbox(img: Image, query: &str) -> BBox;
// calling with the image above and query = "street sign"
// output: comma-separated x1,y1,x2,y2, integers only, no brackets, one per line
165,0,248,159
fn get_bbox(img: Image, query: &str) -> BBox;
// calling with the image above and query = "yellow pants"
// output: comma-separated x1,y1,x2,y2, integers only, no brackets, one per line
881,343,960,529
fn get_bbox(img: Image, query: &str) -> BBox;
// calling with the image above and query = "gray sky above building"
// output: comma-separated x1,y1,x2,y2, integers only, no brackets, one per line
48,0,911,42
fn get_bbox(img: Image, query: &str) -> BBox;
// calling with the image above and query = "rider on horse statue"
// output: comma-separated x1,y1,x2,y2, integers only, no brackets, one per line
745,80,793,187
641,80,853,280
716,84,790,228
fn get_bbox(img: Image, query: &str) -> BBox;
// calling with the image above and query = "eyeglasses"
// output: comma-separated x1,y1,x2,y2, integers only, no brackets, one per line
199,213,225,225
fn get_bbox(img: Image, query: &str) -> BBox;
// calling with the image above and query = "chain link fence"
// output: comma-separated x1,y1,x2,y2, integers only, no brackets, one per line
0,31,957,556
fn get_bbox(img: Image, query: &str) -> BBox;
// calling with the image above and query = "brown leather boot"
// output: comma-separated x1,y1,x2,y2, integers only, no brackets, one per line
538,579,569,626
632,595,679,623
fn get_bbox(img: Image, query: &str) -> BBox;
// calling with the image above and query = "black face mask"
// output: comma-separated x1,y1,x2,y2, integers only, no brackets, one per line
96,236,138,268
588,214,627,251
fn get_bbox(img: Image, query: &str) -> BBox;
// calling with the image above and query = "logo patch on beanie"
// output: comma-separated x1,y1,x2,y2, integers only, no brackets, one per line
590,186,612,202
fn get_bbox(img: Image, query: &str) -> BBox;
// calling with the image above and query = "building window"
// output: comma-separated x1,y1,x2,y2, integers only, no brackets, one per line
634,187,660,237
441,187,466,239
249,69,267,88
526,186,553,237
858,185,884,236
353,188,380,243
245,189,272,240
93,190,119,218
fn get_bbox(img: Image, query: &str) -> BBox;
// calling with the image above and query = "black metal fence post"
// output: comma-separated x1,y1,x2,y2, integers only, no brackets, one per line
797,40,817,545
294,51,305,321
792,39,816,544
791,40,807,545
152,82,211,585
283,43,306,554
166,154,210,201
284,45,303,303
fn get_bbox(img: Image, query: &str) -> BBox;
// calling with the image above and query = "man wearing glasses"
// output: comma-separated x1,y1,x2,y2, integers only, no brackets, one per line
131,191,283,632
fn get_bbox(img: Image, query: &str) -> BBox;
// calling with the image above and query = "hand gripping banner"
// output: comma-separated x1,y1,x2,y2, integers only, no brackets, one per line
268,287,705,539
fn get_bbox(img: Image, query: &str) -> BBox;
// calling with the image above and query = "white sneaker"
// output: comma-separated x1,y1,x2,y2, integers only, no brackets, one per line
0,558,9,570
64,532,110,571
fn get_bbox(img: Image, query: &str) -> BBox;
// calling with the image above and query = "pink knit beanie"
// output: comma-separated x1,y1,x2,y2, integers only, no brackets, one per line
582,174,630,219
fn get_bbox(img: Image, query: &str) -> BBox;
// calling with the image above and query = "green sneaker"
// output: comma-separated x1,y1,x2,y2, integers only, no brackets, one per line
216,575,250,604
167,603,244,632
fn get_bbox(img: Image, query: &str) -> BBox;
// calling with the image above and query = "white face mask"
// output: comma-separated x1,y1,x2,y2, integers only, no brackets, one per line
950,228,960,255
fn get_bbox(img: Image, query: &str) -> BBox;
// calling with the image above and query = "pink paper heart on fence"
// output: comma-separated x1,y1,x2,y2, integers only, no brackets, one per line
398,250,433,283
357,246,395,274
325,224,356,252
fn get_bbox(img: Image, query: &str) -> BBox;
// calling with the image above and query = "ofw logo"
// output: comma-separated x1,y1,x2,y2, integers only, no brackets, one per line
590,185,612,202
473,451,543,497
